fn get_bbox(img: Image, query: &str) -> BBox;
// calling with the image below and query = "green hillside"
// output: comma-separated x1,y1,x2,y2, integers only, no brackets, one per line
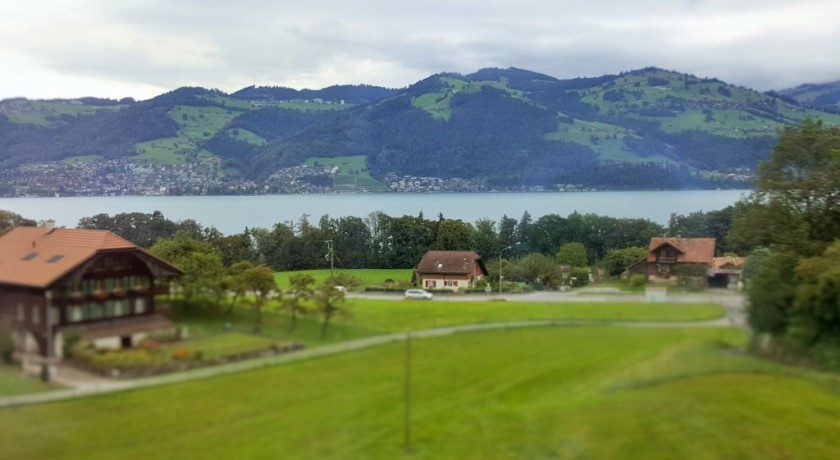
778,80,840,113
2,67,840,192
0,98,127,126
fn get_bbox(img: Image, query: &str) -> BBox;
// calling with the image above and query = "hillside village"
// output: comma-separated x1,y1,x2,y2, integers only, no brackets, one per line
0,159,599,197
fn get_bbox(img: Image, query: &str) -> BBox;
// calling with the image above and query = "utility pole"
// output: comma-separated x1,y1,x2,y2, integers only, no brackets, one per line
499,245,512,295
404,330,412,452
324,239,335,282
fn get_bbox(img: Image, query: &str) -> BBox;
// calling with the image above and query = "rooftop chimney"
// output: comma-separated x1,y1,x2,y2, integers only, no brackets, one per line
43,219,56,233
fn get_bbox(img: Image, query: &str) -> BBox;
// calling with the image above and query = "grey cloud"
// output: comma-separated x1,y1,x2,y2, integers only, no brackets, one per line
2,0,839,99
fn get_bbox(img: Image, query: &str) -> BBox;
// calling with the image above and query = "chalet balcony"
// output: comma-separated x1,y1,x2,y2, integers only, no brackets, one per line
657,257,677,264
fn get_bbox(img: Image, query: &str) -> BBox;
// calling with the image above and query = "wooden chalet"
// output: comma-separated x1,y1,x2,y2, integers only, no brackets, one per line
415,250,488,291
626,237,744,288
0,223,182,377
627,237,716,279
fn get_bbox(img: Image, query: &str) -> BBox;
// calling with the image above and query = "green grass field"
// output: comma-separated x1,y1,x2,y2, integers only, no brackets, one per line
350,299,724,331
0,365,62,396
132,105,242,165
157,332,279,360
1,100,125,126
4,326,840,459
169,298,725,355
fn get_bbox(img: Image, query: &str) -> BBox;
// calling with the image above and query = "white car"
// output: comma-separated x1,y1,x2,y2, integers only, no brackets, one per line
404,289,434,300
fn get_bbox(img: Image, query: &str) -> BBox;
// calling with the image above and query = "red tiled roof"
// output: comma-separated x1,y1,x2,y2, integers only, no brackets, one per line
417,250,488,276
711,256,745,270
647,237,715,263
0,226,176,289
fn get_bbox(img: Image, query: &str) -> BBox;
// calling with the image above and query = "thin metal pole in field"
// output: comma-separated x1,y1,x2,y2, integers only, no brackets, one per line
404,330,412,452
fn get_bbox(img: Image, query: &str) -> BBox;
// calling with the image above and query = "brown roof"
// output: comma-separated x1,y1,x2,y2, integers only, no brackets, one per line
647,237,715,264
417,250,488,276
0,226,179,289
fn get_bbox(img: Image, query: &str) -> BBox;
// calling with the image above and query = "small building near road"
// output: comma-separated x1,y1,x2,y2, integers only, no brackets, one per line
0,222,182,377
709,256,746,289
415,250,488,292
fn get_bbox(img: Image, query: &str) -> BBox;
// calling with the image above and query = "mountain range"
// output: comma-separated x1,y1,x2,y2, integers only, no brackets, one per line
2,67,839,195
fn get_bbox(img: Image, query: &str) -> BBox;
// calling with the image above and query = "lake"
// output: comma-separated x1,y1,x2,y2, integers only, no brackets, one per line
0,190,750,235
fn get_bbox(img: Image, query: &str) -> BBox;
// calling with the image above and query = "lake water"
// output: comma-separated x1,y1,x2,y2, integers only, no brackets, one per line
0,190,750,235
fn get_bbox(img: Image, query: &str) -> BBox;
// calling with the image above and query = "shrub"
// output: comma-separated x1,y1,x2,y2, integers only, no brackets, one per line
629,274,648,288
72,345,157,371
61,328,84,358
674,263,709,291
172,348,194,361
329,272,363,290
569,267,591,287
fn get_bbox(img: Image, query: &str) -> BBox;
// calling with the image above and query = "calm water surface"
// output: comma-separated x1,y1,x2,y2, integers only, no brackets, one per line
0,190,749,235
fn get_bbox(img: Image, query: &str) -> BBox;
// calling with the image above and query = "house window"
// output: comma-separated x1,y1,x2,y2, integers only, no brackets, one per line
89,303,104,320
444,280,458,287
135,298,146,314
83,279,96,295
70,306,84,322
114,300,127,317
424,280,437,288
31,306,40,324
17,303,24,321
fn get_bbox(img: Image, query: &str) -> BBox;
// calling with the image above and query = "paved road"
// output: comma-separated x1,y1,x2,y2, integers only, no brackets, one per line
0,305,742,408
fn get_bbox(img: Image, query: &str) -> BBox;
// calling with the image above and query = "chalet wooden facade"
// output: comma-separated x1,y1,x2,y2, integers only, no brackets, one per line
415,251,488,291
627,237,744,288
0,224,181,376
628,237,716,279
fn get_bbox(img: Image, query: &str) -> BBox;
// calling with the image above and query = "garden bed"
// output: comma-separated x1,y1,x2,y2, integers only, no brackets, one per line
69,332,304,378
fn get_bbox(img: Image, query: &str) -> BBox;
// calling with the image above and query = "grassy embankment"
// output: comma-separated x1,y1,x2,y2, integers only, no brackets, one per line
4,326,840,459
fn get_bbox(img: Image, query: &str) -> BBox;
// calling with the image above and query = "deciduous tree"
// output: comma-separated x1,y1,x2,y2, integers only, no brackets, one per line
283,273,315,331
313,281,351,338
0,210,36,236
555,242,588,268
150,232,226,309
729,119,840,256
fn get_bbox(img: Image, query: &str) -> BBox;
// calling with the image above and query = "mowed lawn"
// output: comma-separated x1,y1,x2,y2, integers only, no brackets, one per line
351,299,725,331
0,365,62,396
171,299,725,349
3,326,840,459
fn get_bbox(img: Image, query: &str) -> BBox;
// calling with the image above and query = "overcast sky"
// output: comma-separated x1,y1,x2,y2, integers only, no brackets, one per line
1,0,838,101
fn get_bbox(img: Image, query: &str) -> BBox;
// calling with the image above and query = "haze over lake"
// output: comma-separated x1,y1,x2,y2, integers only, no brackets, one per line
1,190,749,235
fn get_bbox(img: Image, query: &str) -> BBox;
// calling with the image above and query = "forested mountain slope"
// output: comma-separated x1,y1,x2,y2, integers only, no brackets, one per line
2,67,839,192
